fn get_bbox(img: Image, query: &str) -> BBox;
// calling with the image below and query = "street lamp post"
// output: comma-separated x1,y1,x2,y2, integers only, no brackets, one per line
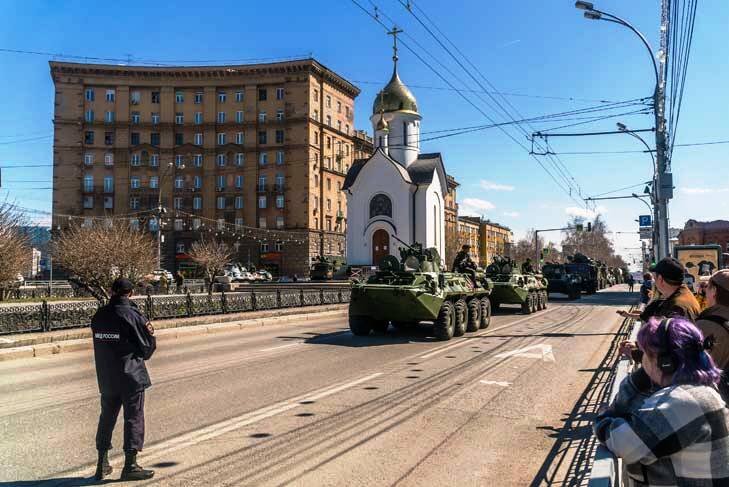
575,1,671,260
156,162,183,270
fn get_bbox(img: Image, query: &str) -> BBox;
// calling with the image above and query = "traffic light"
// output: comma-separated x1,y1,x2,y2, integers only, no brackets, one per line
575,223,584,232
587,222,592,232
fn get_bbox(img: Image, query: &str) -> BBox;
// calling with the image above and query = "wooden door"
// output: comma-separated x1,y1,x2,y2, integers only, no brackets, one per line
372,229,390,266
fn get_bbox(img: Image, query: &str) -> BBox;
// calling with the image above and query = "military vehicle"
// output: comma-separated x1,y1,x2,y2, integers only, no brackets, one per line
541,263,582,300
485,256,548,314
564,253,600,294
310,256,345,281
348,240,492,341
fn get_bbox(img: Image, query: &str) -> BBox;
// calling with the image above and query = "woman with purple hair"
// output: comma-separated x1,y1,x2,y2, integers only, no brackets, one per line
594,317,729,486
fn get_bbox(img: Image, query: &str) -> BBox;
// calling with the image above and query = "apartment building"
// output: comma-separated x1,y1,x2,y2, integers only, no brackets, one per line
479,220,514,265
444,175,460,267
457,215,482,267
50,59,372,276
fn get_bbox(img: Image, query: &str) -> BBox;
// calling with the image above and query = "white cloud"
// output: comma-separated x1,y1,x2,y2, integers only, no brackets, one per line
680,187,729,194
564,205,607,219
503,211,520,218
460,198,495,217
479,180,515,191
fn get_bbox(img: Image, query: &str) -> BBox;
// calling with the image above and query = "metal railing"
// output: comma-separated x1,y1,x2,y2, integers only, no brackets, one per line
2,279,210,301
0,284,351,335
587,320,642,487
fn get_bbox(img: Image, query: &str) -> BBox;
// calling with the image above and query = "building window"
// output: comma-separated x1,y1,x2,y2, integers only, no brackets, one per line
326,95,331,108
258,88,267,101
193,175,202,188
217,196,226,209
327,178,331,190
175,154,184,168
150,91,160,103
85,110,94,122
131,154,140,166
85,88,94,101
218,91,227,103
346,106,351,118
83,174,94,192
369,194,392,218
258,196,267,209
131,132,140,145
150,154,159,167
276,217,284,229
130,197,140,210
235,90,244,102
84,154,94,166
259,218,267,229
174,176,184,189
173,198,182,210
276,151,284,165
150,133,160,146
276,195,284,209
151,112,160,124
337,101,342,113
259,152,268,165
193,196,202,210
275,173,284,191
149,218,159,232
106,89,115,102
235,195,243,209
235,132,244,144
192,218,201,230
175,133,183,146
104,111,115,123
104,132,114,145
176,241,185,253
175,91,184,103
258,131,267,144
130,177,140,189
314,131,319,145
235,153,244,166
216,175,225,189
193,154,203,167
131,111,140,124
260,242,269,253
175,112,184,124
313,89,319,102
83,195,94,209
326,218,332,231
235,175,243,189
216,154,226,167
326,115,332,126
327,199,331,211
337,120,342,132
275,129,284,144
276,109,284,121
258,111,266,123
217,111,225,123
194,112,203,124
275,87,284,100
84,131,94,144
193,133,203,146
235,111,244,123
275,241,283,252
235,217,244,229
313,109,319,121
149,176,158,189
258,175,267,190
217,133,226,145
103,176,114,193
324,156,331,169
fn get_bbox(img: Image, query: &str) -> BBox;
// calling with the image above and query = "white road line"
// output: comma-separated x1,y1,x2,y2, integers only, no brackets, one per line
60,372,382,479
495,343,555,362
480,380,511,387
418,307,557,360
259,343,302,352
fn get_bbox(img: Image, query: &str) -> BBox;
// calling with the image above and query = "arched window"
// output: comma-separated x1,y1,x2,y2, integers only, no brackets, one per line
369,194,392,219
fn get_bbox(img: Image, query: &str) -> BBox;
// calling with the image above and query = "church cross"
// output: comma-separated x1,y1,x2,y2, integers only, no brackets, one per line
387,26,404,65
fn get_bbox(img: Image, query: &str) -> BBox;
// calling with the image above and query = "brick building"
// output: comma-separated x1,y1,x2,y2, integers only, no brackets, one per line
457,216,482,266
678,220,729,251
50,59,372,277
444,175,460,267
479,220,513,265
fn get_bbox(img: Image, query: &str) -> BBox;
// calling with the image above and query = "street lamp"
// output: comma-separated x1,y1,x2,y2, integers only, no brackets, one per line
156,162,184,270
575,1,670,260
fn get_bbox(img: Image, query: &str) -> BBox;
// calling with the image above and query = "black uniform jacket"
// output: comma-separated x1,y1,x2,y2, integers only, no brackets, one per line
453,251,475,272
91,296,156,396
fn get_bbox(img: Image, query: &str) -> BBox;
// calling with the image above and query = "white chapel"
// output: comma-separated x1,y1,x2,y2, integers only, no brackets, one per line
343,39,448,266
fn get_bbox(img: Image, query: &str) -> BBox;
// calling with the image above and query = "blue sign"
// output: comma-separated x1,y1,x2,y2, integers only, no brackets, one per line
639,215,652,227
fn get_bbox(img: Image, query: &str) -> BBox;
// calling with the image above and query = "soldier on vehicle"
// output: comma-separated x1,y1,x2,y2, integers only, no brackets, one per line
91,278,156,481
453,244,477,285
521,258,535,274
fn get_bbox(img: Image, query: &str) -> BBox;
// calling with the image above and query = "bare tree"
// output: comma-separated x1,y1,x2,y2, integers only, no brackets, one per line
0,202,31,299
188,238,231,295
53,220,156,302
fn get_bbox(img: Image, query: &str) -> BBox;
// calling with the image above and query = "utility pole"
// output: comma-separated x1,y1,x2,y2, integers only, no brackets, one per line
654,0,672,260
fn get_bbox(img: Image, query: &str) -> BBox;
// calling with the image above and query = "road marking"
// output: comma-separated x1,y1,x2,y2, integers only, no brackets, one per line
495,343,555,362
480,380,511,387
418,307,556,360
59,372,383,481
259,343,302,352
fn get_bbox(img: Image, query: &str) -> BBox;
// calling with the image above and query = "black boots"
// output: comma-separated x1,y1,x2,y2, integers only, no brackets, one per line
120,450,155,481
94,450,112,480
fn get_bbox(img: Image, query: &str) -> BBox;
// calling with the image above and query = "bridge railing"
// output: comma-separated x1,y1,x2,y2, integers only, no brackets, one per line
587,320,642,487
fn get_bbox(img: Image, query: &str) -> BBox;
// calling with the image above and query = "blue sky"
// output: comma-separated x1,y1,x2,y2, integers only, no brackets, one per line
1,0,726,266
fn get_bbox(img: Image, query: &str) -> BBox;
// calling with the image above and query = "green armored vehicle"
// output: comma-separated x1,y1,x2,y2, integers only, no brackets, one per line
485,256,548,314
348,241,492,341
542,263,582,300
310,256,345,281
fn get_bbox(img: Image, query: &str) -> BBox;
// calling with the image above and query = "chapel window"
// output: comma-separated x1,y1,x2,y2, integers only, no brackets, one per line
369,194,392,219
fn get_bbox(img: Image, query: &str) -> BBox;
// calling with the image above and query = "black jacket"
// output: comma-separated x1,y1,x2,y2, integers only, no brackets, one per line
91,296,156,396
453,251,475,273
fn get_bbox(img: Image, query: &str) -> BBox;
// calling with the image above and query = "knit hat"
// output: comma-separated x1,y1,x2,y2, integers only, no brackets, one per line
650,257,685,284
710,269,729,292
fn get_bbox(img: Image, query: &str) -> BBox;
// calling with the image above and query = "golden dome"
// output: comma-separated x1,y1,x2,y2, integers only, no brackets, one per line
375,112,389,132
372,68,418,115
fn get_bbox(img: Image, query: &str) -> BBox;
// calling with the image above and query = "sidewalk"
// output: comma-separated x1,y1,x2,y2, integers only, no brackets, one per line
0,303,348,362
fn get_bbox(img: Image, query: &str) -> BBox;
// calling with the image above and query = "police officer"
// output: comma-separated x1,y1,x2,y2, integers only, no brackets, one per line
91,278,156,481
453,244,477,284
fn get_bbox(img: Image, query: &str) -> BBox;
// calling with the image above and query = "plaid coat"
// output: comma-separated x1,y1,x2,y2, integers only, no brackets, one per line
594,371,729,486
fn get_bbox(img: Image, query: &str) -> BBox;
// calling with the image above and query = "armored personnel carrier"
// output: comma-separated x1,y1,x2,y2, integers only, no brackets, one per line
565,253,600,295
348,241,492,341
310,256,345,281
541,263,582,300
485,256,548,314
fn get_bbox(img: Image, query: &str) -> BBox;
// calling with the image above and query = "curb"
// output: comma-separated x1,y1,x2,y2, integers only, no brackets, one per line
0,306,348,362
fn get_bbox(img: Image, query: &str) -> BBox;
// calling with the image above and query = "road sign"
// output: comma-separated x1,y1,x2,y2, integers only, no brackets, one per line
639,228,652,240
639,215,652,227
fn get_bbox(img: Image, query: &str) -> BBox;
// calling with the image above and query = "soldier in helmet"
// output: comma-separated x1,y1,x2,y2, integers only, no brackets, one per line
453,244,477,285
522,258,535,275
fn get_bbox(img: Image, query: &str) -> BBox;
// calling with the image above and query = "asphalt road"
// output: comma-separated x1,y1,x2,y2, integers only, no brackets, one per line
0,286,635,487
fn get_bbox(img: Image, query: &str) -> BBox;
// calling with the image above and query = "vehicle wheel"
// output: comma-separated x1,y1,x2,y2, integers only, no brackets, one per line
466,298,480,332
541,291,548,310
372,321,389,334
454,299,467,337
531,293,539,313
521,296,532,315
349,316,372,336
433,301,456,341
479,297,491,329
